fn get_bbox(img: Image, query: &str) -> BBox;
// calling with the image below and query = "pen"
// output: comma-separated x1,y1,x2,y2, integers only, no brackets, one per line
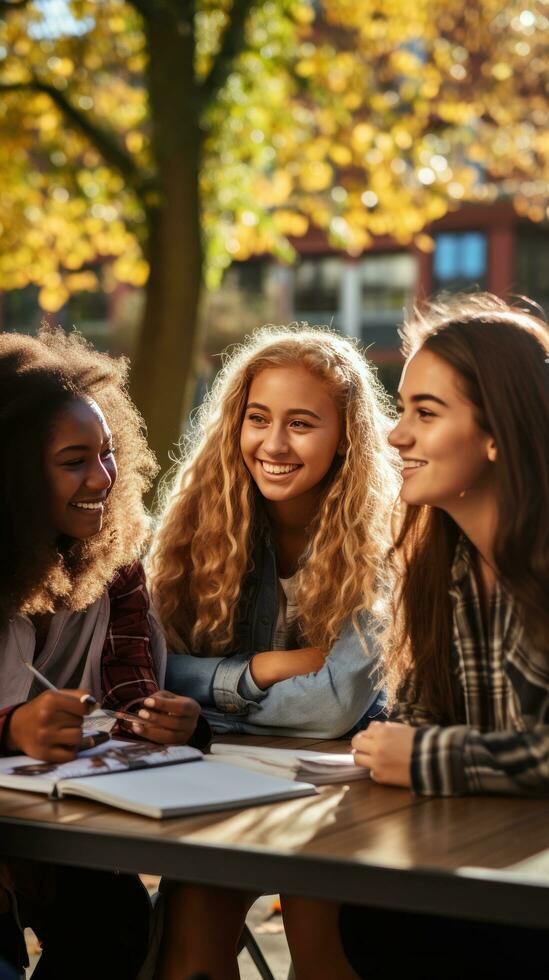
23,663,112,749
25,662,97,706
24,663,138,725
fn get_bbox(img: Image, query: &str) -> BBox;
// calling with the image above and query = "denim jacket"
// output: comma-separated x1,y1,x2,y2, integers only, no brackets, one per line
166,524,386,737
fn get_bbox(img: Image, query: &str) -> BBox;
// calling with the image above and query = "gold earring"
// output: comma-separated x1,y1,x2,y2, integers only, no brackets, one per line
459,490,466,499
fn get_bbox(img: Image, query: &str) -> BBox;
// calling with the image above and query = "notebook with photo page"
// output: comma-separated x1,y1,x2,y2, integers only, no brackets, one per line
0,740,316,818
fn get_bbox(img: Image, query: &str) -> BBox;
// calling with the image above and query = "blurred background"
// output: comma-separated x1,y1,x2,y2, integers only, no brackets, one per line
1,0,548,474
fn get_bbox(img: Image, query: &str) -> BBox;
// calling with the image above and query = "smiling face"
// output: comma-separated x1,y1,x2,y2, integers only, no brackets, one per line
44,398,117,540
240,365,343,521
389,348,497,510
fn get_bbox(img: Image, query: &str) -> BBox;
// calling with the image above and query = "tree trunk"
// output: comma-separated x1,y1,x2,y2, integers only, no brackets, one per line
130,6,203,481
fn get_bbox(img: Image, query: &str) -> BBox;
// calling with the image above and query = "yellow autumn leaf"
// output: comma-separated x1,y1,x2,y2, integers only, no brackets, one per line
414,232,435,253
272,210,309,236
65,271,99,292
299,161,333,192
329,144,353,166
38,283,70,312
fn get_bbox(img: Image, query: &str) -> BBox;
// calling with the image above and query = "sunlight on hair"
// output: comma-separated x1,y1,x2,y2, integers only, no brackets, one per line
148,324,400,661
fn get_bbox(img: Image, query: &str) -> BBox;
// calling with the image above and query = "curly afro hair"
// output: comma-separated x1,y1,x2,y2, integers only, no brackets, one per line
0,326,158,628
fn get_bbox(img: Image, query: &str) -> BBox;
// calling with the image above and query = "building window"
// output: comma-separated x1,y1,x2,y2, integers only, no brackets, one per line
231,259,266,294
1,285,41,333
516,230,549,318
1,280,110,347
433,231,487,292
358,251,417,371
360,253,417,326
293,257,343,317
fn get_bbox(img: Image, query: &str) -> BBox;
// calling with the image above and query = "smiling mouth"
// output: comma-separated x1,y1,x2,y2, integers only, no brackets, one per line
401,459,427,470
69,500,105,511
258,460,302,476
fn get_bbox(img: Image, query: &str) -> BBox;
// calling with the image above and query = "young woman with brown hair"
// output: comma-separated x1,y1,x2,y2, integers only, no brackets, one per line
344,294,549,978
354,292,549,792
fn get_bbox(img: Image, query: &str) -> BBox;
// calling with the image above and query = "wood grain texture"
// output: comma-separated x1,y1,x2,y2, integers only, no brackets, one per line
2,736,549,925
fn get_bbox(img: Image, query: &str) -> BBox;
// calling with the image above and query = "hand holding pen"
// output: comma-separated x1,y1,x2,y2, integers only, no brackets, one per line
5,662,201,760
31,668,204,748
4,663,133,762
5,687,105,763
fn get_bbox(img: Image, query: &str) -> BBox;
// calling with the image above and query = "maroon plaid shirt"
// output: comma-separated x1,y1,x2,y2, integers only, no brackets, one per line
1,563,168,746
101,561,161,712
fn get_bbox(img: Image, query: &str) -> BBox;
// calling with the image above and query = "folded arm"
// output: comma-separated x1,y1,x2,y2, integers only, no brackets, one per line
227,615,383,738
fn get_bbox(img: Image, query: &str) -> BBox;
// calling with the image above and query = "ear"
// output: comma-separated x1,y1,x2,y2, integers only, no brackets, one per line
487,439,497,463
337,438,346,457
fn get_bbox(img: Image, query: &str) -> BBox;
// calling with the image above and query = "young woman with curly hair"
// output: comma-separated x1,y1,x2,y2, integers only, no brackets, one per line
149,326,399,740
0,327,203,980
148,326,399,980
343,295,549,978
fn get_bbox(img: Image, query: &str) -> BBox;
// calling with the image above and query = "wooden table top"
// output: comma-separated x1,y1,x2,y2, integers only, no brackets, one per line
2,735,549,927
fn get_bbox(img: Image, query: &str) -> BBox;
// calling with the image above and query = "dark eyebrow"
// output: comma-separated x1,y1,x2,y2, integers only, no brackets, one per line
55,434,113,455
246,402,321,420
56,445,90,454
396,393,449,408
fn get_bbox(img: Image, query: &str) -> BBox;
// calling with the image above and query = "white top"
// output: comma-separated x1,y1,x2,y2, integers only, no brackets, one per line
272,572,300,651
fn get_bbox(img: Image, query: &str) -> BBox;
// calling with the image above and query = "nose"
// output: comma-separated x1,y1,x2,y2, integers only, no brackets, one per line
262,422,289,457
388,415,413,449
86,456,114,492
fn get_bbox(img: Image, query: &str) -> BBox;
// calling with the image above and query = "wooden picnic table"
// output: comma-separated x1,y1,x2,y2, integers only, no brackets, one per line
1,734,549,929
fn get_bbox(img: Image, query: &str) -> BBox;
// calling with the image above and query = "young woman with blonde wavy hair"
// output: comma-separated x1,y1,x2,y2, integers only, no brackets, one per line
148,325,399,980
149,325,399,740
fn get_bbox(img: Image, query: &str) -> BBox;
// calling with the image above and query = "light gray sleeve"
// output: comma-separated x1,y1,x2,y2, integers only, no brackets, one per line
240,614,383,738
212,654,267,712
237,664,267,702
166,650,265,711
165,653,226,705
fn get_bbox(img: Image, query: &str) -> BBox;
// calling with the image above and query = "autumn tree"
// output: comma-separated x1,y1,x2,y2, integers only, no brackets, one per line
0,0,547,471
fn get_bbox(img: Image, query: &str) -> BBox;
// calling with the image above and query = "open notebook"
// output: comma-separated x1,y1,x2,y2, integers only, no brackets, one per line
209,743,369,784
0,740,316,818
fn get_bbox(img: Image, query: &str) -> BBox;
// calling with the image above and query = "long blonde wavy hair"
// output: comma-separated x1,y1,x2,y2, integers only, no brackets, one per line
148,326,400,656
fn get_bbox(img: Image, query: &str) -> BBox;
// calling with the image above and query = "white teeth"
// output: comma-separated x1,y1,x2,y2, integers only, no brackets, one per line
260,461,300,475
72,501,103,510
402,460,427,469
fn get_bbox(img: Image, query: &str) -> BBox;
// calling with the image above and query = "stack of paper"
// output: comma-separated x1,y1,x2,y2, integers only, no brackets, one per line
209,743,368,785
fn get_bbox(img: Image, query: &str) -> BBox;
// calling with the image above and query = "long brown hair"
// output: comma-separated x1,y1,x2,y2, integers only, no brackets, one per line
148,325,399,656
389,294,549,722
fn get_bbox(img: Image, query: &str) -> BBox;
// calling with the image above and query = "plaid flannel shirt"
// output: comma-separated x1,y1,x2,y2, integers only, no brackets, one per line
0,562,160,745
0,562,211,751
397,537,549,797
